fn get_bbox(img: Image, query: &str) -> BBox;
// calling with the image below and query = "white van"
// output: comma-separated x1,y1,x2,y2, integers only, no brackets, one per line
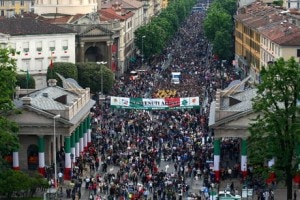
171,72,181,84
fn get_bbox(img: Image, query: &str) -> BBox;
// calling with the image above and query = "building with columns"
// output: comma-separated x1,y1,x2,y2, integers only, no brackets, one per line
208,79,256,182
7,78,95,180
33,0,158,77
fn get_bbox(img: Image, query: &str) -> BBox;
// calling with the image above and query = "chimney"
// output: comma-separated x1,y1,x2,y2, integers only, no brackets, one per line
48,79,57,87
21,96,32,105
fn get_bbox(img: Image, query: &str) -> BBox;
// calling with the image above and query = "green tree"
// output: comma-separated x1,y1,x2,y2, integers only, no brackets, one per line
213,0,237,16
249,57,300,200
46,62,78,87
0,170,47,198
212,31,233,61
16,73,36,89
0,116,19,171
134,0,196,61
0,48,20,171
0,48,18,112
77,62,115,94
204,6,233,42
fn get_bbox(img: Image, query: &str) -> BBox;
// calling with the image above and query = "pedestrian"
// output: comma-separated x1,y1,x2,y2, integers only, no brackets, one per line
294,190,297,200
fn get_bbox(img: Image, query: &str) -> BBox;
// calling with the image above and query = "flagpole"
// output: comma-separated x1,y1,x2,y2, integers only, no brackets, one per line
26,70,29,95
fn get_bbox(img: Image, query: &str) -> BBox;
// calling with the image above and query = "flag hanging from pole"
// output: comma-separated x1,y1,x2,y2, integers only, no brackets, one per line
50,59,54,70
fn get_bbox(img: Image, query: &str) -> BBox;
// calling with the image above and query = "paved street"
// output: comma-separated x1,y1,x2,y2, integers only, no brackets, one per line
47,159,295,200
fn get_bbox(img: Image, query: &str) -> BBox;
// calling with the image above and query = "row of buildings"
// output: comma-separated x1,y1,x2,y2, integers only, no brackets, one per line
0,0,167,180
235,1,300,82
0,0,167,89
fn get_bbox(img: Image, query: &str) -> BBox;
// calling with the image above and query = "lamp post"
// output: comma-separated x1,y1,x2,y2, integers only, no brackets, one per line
96,61,108,97
142,35,146,63
53,114,60,189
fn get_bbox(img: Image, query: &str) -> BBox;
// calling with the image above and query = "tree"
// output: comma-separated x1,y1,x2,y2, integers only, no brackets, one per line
249,57,300,200
16,73,36,89
0,48,18,113
212,30,234,61
134,0,196,61
204,6,233,42
0,169,48,198
46,62,78,87
213,0,237,16
0,48,20,170
77,62,115,94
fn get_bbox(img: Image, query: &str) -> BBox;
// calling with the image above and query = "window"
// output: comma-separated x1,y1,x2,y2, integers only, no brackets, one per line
35,59,43,71
36,41,42,51
49,41,55,51
62,40,68,50
0,0,4,6
22,59,30,71
23,42,29,52
297,49,300,57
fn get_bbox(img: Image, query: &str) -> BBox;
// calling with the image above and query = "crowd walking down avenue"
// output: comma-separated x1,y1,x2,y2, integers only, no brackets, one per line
42,2,285,200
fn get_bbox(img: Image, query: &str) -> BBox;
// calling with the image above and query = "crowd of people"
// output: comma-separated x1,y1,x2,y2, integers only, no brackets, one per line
60,1,243,199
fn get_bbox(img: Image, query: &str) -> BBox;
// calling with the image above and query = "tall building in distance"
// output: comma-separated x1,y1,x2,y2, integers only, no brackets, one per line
0,0,34,17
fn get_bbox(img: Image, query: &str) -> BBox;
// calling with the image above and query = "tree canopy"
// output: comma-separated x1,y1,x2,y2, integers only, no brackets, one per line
77,62,115,94
134,0,196,60
249,57,300,200
0,48,18,113
203,0,236,61
46,62,78,87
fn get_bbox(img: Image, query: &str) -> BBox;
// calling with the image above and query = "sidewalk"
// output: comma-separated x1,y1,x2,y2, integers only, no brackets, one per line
40,165,98,200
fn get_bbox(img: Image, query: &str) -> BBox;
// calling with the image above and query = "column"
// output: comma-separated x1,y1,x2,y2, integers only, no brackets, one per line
64,136,71,180
84,118,88,151
38,136,45,176
71,132,76,163
213,138,221,182
107,41,112,70
241,139,247,178
75,128,80,157
12,151,20,170
79,123,84,154
79,42,85,62
88,115,92,146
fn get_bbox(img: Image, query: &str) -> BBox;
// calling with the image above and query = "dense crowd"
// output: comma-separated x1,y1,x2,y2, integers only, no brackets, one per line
60,2,242,200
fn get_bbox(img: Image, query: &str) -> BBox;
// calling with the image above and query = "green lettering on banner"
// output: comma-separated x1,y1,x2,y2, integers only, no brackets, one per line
109,96,200,110
129,98,144,108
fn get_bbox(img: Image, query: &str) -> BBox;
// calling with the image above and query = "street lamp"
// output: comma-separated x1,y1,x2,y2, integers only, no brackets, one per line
142,35,146,63
53,114,60,189
96,61,108,98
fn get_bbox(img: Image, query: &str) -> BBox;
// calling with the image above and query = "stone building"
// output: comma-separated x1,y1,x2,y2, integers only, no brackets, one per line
7,78,95,180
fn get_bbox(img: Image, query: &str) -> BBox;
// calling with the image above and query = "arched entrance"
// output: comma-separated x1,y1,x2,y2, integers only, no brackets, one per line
27,144,38,170
85,46,103,62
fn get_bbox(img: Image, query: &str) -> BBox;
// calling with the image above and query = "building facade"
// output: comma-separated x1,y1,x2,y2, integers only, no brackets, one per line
8,79,95,180
235,2,300,83
0,0,34,17
0,17,76,89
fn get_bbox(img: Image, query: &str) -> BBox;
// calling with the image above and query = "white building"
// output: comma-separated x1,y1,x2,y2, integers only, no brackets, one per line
34,0,99,16
0,17,76,89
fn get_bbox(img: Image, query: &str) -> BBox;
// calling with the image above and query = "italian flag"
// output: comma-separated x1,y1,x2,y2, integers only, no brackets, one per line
214,139,220,182
241,139,247,178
